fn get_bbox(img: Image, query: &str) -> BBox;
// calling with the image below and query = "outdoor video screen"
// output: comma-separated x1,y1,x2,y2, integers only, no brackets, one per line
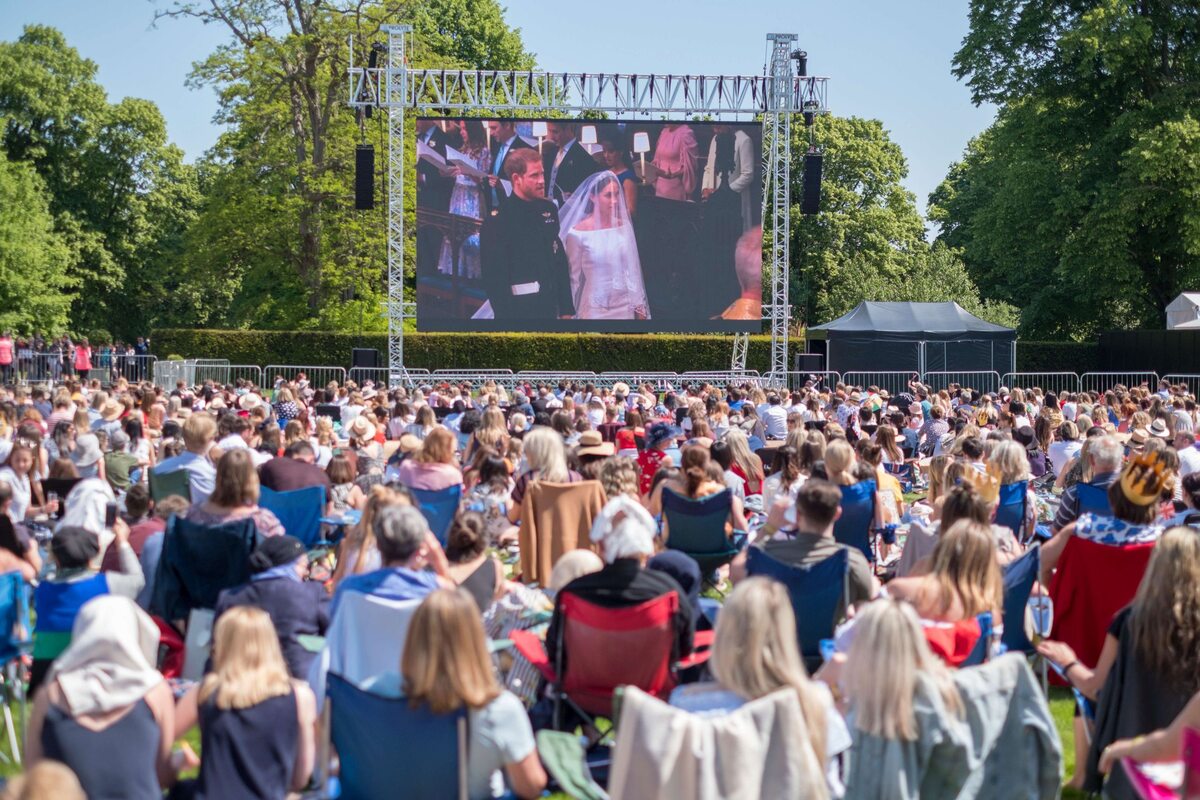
415,117,763,333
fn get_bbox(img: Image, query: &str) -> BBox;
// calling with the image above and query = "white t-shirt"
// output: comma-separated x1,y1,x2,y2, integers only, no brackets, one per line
1048,440,1082,478
0,468,31,523
1179,444,1200,479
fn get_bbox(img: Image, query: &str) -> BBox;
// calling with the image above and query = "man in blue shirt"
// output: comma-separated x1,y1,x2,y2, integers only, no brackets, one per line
152,414,218,505
332,505,453,616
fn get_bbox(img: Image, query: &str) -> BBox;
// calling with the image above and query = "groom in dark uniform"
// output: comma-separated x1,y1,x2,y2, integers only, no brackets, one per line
480,149,575,322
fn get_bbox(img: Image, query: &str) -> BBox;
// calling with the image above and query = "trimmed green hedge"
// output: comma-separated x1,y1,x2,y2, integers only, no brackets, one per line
151,329,803,373
1015,341,1100,374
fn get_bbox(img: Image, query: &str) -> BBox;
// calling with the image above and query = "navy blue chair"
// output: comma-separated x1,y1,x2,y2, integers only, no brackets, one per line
833,480,876,564
661,488,741,580
745,546,849,673
325,673,466,800
994,481,1029,542
149,516,261,622
1001,545,1040,654
411,484,463,546
960,611,995,667
1075,481,1113,518
0,571,30,766
259,485,326,548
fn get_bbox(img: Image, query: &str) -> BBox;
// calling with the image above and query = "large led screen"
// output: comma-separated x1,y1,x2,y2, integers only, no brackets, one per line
415,117,763,333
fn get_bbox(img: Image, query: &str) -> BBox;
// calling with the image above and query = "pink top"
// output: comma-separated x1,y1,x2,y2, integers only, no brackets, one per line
0,338,12,365
73,346,92,371
396,460,463,492
651,125,698,201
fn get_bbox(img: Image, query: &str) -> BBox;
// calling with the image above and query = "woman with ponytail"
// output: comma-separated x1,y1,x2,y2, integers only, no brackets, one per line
650,445,748,543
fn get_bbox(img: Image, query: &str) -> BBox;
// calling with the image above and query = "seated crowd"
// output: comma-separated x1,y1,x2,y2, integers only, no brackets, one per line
0,372,1197,798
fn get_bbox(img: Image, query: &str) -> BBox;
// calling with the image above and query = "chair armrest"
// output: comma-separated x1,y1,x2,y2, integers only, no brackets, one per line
676,629,715,670
510,629,557,683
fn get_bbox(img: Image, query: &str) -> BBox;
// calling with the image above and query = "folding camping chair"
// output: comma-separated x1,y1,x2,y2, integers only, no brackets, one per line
745,545,848,674
149,468,192,504
1075,481,1113,517
320,673,467,800
834,480,877,564
0,572,30,766
661,488,741,592
995,481,1029,542
259,485,326,548
511,592,712,738
410,484,462,546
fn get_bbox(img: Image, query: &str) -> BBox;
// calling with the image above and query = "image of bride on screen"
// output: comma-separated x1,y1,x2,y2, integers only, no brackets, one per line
559,171,651,320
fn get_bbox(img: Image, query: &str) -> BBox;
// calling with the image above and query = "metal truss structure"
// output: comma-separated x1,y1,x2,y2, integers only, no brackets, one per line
349,25,827,385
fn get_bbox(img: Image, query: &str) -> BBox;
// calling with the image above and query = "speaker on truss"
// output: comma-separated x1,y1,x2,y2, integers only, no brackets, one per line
355,144,375,210
352,348,380,369
802,151,822,215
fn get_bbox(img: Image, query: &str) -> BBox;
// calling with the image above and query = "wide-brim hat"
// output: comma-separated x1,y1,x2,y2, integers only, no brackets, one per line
645,422,682,449
612,382,630,396
398,433,422,454
1147,419,1171,440
238,393,263,411
1128,428,1150,447
208,397,227,410
100,400,123,422
348,416,376,440
576,430,615,458
72,433,102,467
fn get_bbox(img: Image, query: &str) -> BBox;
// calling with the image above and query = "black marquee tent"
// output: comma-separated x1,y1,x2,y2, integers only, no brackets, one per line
808,301,1016,376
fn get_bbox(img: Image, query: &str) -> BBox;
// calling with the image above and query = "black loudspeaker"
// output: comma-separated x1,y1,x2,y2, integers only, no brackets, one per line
355,145,375,210
794,353,824,373
352,348,380,369
802,152,822,215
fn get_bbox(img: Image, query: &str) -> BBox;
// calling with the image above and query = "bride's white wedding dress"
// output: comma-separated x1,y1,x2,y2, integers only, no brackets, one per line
565,225,650,319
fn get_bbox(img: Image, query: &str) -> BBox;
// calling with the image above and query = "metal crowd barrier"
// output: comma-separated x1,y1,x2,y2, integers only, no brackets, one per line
1000,372,1081,395
262,365,348,390
920,371,1002,394
193,363,264,388
841,371,914,396
597,372,687,390
1080,372,1159,394
1164,374,1200,397
783,371,842,392
424,370,518,389
680,371,765,387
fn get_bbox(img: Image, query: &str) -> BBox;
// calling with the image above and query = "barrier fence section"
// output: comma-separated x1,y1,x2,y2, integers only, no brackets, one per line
680,371,766,388
348,367,398,387
1164,374,1200,397
193,363,264,387
840,371,913,397
784,371,842,392
262,365,348,390
920,371,1002,394
425,370,516,389
1000,372,1080,395
1080,372,1159,394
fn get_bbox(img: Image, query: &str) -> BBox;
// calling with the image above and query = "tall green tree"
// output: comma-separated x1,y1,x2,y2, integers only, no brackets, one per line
790,114,1013,327
931,0,1200,338
0,148,74,332
158,0,534,330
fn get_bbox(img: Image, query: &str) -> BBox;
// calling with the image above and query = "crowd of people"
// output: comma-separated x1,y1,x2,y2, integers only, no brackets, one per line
0,334,153,385
0,369,1197,798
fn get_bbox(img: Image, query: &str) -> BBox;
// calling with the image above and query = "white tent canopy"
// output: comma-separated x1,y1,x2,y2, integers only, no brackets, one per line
1166,293,1200,329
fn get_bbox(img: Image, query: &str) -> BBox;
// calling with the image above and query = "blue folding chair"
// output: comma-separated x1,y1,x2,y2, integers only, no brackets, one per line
259,485,326,548
0,572,30,766
960,611,994,667
834,480,876,564
661,488,741,581
149,516,261,622
745,546,849,673
1001,545,1040,654
324,673,467,800
1076,481,1113,517
994,481,1029,542
411,484,463,546
149,468,191,503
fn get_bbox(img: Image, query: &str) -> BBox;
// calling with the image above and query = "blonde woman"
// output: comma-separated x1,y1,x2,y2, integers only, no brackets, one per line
395,427,462,491
671,577,847,797
365,590,548,800
185,449,284,537
724,428,764,499
886,520,1004,624
174,606,317,798
837,599,964,794
825,439,887,559
988,439,1037,540
506,427,580,525
465,406,508,463
312,415,335,467
598,455,641,502
331,485,409,584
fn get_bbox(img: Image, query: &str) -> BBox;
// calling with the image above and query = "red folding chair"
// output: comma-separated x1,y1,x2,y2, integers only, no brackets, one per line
511,592,712,733
1120,727,1200,800
1047,536,1154,686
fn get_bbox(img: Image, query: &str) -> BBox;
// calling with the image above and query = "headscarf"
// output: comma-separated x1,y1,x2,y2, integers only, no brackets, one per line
46,595,161,716
589,495,655,563
56,478,115,567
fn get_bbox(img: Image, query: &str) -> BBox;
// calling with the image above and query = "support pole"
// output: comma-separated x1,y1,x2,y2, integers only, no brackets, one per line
764,33,796,383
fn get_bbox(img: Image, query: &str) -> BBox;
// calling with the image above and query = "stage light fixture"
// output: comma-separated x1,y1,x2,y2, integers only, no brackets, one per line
531,120,548,153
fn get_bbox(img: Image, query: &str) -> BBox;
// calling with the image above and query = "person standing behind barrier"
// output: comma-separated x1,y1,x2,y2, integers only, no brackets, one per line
72,338,92,379
0,332,13,385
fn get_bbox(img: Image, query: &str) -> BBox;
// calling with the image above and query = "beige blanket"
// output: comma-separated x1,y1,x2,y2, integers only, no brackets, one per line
609,686,829,800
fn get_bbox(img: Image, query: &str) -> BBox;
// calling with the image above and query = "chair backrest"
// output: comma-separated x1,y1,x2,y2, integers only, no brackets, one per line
1000,545,1040,654
959,612,994,667
662,488,736,563
1048,536,1155,682
410,484,463,546
149,468,192,503
745,545,848,672
994,481,1028,539
314,403,341,421
259,485,325,547
149,516,260,621
833,480,876,563
519,481,606,586
1076,481,1113,517
326,673,466,800
557,591,678,716
0,572,30,664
